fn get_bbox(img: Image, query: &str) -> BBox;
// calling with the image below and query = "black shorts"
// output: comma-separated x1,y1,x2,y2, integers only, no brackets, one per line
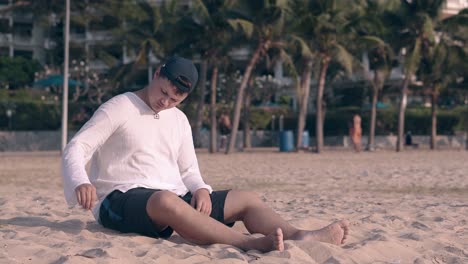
99,188,234,239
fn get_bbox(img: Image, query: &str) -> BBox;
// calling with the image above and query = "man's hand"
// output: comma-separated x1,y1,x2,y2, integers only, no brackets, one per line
75,183,97,210
190,188,212,216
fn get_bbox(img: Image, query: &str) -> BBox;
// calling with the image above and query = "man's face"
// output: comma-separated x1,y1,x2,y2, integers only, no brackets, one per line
147,71,188,113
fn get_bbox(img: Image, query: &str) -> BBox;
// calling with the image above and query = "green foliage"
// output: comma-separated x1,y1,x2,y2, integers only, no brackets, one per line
0,102,60,130
228,0,290,40
10,89,36,102
0,57,42,89
0,101,100,131
454,106,468,131
0,89,8,100
280,107,462,136
278,95,292,106
248,107,289,130
248,109,272,130
405,108,459,135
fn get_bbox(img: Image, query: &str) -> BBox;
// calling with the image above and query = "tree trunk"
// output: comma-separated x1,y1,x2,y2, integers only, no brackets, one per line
226,41,270,154
209,66,218,153
193,59,208,148
466,130,468,151
72,85,81,102
430,87,438,150
243,81,252,149
368,85,378,151
315,56,330,153
296,59,313,150
368,70,382,151
397,76,410,152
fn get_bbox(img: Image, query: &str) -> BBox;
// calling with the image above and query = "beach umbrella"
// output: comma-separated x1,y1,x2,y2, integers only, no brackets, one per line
33,74,82,88
363,101,389,110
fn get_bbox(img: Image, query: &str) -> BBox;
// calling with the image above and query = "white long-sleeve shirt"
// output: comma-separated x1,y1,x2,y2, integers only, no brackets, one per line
61,92,212,220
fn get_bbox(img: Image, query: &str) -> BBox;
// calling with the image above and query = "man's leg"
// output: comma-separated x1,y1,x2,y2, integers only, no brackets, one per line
223,190,349,245
146,191,284,252
220,135,226,150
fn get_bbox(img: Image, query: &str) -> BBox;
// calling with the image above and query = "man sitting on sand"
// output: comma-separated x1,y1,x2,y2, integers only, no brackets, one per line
62,56,349,253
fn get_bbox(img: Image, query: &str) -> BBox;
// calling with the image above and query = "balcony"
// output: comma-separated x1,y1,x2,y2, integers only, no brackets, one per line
88,60,109,71
70,30,114,44
12,13,33,23
70,32,86,42
0,32,12,45
12,34,33,46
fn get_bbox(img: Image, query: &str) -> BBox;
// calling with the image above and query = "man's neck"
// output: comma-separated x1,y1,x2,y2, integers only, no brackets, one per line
135,88,157,113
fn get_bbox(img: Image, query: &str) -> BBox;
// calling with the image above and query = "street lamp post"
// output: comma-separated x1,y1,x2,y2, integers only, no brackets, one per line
61,0,70,151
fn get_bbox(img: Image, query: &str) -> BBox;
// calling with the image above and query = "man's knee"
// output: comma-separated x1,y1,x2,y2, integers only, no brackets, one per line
229,190,264,207
146,191,184,219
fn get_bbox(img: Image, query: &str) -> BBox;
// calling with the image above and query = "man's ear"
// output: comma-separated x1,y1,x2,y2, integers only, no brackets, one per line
153,67,161,80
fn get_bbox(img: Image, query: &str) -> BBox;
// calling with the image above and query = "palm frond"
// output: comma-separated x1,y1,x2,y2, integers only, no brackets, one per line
280,49,299,78
290,35,314,59
405,37,422,75
97,50,120,68
359,36,386,49
191,0,212,23
332,43,354,75
421,14,436,42
227,18,254,38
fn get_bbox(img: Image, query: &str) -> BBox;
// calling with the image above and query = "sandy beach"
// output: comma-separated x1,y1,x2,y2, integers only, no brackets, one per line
0,149,467,264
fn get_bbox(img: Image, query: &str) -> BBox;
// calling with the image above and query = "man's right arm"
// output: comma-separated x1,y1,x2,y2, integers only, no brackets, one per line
61,106,118,210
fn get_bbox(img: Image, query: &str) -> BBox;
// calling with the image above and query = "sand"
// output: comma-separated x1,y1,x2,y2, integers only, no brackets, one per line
0,149,467,264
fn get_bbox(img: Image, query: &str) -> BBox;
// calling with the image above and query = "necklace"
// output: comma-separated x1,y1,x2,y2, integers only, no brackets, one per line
154,113,160,119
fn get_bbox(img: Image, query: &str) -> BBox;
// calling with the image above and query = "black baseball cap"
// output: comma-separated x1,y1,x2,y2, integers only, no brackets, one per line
160,56,198,94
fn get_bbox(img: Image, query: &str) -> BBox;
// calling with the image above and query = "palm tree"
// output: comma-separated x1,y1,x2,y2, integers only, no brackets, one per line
110,0,181,85
242,78,253,149
289,0,355,153
419,9,468,149
351,0,398,151
177,0,235,150
225,0,290,154
286,35,312,151
391,0,447,151
285,1,313,151
209,65,219,153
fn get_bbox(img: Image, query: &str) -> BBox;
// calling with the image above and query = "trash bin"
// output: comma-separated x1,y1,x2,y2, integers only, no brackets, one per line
301,130,310,149
279,130,294,152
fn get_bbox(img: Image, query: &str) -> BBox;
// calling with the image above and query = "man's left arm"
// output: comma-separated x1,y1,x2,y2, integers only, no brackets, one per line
178,122,213,215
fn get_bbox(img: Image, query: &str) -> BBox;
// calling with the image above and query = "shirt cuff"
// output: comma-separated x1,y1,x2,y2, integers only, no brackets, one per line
191,184,213,194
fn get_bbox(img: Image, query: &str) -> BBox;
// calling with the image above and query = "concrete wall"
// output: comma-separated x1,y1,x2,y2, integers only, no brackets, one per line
1,130,467,152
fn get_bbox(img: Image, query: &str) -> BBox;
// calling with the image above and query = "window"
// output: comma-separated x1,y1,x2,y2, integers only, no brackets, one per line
0,18,10,33
89,15,119,31
0,47,9,57
13,21,32,38
14,49,33,59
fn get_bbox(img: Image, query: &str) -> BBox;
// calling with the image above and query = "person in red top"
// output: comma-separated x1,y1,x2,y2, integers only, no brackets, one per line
218,111,231,151
349,114,362,152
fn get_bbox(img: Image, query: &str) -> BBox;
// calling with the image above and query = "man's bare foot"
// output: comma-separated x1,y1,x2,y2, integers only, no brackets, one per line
242,228,284,253
290,220,349,245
